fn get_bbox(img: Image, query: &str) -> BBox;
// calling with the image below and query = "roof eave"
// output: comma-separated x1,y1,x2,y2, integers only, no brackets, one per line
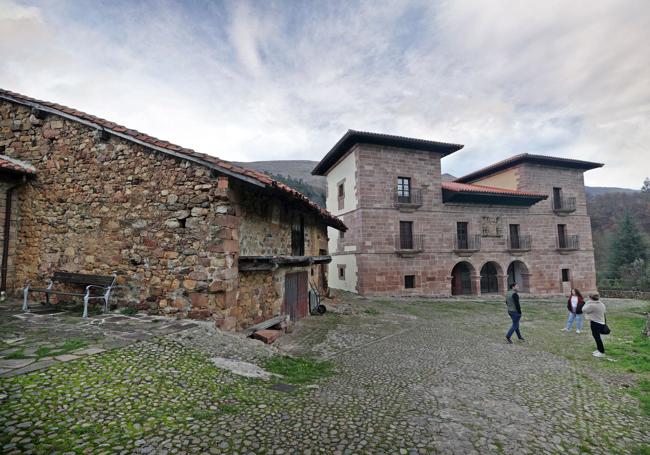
456,155,604,183
312,130,464,176
442,189,548,206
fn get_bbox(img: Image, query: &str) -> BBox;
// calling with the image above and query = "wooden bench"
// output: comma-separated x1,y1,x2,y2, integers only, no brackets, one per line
23,272,117,318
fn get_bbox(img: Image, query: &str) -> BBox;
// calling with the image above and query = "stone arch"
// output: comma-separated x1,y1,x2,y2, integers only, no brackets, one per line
480,261,504,294
507,260,531,292
450,261,477,296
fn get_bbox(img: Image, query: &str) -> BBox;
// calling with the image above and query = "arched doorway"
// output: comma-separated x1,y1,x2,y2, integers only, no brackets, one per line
451,261,475,295
507,260,530,292
480,262,501,294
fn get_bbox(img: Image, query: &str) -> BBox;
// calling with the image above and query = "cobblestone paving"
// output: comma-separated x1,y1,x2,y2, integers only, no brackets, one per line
0,297,648,454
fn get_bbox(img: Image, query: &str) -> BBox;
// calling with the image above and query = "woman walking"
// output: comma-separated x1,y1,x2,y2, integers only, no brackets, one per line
582,294,607,358
562,288,585,333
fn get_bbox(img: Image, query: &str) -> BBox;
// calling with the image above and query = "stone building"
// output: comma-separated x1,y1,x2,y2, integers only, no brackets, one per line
313,130,602,296
0,88,345,330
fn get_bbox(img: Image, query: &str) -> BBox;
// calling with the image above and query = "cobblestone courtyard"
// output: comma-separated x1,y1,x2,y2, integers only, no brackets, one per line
0,297,648,454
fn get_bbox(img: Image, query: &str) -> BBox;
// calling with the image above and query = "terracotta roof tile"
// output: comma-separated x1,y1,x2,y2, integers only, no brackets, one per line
0,155,36,175
0,87,345,231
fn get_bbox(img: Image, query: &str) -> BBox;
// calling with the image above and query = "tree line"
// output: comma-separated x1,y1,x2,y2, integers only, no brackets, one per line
590,178,650,290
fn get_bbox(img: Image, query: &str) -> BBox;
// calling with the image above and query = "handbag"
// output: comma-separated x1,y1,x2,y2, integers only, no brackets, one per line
601,315,611,335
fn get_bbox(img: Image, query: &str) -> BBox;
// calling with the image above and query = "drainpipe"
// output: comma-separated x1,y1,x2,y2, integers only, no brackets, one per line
1,182,22,292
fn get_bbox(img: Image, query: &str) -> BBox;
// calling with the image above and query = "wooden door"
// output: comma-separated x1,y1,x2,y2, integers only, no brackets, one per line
284,271,309,321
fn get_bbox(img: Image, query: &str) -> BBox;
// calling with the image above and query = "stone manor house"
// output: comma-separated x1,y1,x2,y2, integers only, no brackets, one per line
314,130,602,297
0,88,346,330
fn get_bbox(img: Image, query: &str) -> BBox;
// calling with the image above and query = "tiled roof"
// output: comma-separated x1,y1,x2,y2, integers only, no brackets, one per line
312,129,464,175
0,88,345,231
0,155,36,175
442,181,548,198
455,153,604,183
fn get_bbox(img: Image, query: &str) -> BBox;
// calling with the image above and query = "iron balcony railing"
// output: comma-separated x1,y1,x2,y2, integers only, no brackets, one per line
394,188,423,208
557,234,580,251
553,196,577,213
394,234,424,252
454,234,481,252
507,234,532,251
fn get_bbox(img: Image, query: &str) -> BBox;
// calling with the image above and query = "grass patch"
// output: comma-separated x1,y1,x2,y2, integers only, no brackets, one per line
35,339,88,358
602,312,650,416
4,348,27,359
363,308,380,315
120,307,138,316
264,355,335,384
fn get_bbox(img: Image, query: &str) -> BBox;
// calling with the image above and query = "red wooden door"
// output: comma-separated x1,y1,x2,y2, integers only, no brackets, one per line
284,271,309,321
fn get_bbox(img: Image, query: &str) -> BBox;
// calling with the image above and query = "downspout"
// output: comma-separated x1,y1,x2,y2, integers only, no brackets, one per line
1,181,22,292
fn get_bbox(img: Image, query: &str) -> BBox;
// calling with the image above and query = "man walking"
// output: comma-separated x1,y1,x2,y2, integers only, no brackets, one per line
505,282,525,344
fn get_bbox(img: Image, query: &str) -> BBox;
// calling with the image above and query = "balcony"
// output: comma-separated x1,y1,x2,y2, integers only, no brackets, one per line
553,196,576,214
394,234,424,257
453,234,481,256
507,234,532,252
394,188,423,211
557,234,580,252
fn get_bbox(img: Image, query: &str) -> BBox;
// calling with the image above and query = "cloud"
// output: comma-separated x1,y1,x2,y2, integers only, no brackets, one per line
0,0,648,188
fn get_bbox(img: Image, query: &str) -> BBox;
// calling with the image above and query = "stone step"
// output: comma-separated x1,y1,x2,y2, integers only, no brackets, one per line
252,329,282,344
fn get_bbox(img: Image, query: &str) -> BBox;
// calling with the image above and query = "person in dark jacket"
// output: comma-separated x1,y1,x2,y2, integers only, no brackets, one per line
505,282,524,344
562,288,585,333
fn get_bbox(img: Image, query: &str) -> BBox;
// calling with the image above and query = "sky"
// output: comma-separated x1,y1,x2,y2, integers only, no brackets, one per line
0,0,648,188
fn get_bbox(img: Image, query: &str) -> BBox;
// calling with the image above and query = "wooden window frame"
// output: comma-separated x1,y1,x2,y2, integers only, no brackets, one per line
337,180,345,211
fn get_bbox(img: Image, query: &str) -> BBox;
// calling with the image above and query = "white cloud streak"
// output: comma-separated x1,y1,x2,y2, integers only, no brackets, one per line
0,0,648,187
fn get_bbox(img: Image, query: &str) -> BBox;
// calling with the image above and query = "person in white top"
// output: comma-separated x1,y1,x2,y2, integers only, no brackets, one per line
582,294,607,357
562,288,585,333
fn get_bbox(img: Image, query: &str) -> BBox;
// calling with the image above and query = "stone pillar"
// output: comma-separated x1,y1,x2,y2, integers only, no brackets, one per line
498,274,509,295
471,274,481,296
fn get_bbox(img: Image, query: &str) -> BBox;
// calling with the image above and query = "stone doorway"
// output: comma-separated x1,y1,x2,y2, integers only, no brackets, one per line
480,262,501,294
451,262,475,295
507,260,530,292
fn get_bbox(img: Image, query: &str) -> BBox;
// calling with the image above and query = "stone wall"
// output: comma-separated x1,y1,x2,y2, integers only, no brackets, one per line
235,182,329,326
0,182,19,291
0,100,240,325
599,289,650,300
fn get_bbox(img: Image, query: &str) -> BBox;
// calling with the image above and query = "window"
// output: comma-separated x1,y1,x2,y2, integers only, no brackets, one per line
338,265,346,280
557,224,567,249
509,224,520,249
562,269,570,282
340,229,344,239
404,275,415,289
399,221,414,250
397,177,412,203
291,214,305,256
553,187,563,210
337,181,345,210
456,222,469,250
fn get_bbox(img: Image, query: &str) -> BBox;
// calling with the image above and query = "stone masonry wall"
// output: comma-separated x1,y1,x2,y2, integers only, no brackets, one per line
0,182,19,290
235,182,329,326
0,100,241,326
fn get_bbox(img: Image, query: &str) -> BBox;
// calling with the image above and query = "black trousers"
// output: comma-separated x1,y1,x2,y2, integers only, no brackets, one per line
590,321,605,353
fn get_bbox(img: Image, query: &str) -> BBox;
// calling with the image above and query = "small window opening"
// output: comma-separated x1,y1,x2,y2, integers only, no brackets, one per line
561,269,570,282
405,275,415,289
338,265,345,280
